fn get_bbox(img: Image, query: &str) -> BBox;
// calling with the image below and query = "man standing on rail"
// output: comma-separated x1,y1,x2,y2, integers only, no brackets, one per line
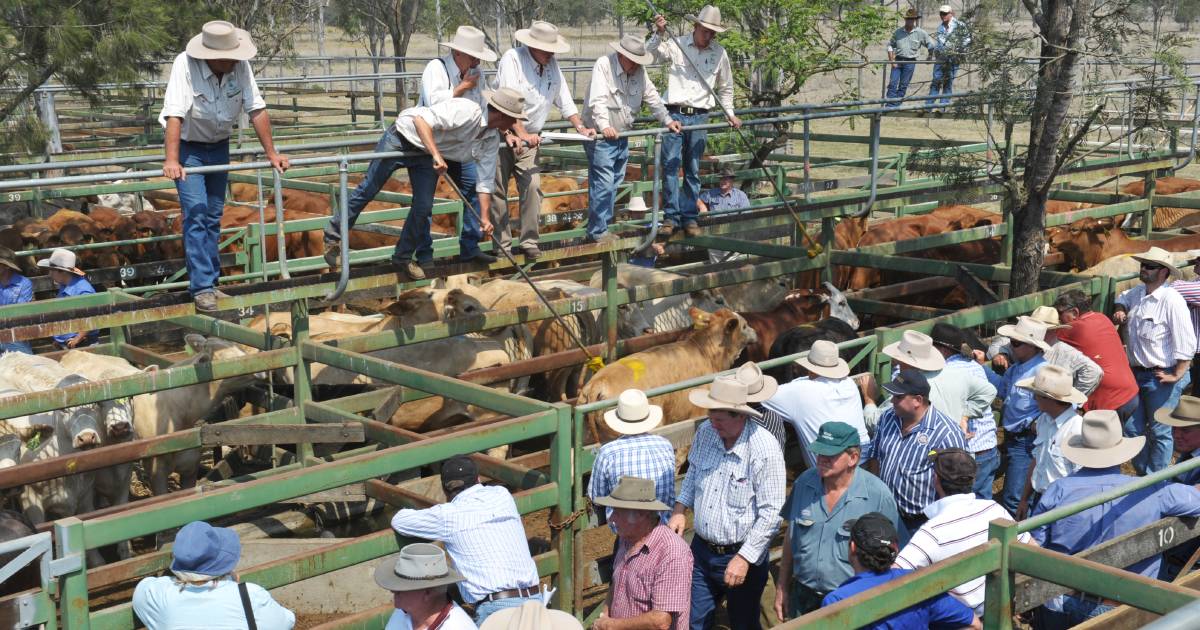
582,35,681,244
648,6,740,239
324,89,527,281
492,21,596,262
885,9,934,107
927,5,970,110
159,21,290,313
0,247,33,353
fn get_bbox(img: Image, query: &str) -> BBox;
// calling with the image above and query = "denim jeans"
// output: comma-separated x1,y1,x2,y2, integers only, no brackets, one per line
473,594,542,626
446,159,483,257
927,59,958,106
973,447,1001,500
1127,368,1191,474
999,432,1035,515
689,537,769,630
584,137,630,240
0,341,32,354
325,127,436,264
886,59,917,105
661,111,708,226
176,139,230,296
1062,596,1114,625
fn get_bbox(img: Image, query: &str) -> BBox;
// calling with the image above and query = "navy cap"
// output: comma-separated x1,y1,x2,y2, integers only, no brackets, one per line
882,369,931,397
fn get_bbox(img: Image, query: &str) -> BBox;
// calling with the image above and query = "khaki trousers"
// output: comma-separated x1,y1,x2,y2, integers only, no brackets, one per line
490,144,542,250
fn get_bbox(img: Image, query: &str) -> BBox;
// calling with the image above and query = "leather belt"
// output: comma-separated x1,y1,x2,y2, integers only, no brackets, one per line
895,56,917,61
696,535,742,556
667,104,709,116
483,585,541,602
973,447,995,456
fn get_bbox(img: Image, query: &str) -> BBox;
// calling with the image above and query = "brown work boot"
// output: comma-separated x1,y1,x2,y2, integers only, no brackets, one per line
393,259,426,281
323,239,341,269
684,222,702,238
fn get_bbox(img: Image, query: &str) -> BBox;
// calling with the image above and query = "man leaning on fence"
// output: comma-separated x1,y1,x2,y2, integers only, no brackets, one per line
885,9,934,106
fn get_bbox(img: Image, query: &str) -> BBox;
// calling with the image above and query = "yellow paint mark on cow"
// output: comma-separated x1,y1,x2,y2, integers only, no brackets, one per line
67,459,77,473
618,358,647,383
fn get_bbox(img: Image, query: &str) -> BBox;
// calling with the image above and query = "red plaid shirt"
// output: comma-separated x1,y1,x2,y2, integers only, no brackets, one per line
609,524,693,630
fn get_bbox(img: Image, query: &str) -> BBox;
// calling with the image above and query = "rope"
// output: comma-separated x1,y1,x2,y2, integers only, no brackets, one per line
437,171,607,372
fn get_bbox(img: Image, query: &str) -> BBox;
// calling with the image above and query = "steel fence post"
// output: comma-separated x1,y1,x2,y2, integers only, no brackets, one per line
551,403,576,613
1142,171,1156,238
292,300,315,464
572,405,587,617
603,254,620,363
54,517,89,630
983,519,1018,630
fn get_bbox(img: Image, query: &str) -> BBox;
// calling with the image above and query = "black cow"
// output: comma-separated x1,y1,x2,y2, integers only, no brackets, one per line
767,318,859,383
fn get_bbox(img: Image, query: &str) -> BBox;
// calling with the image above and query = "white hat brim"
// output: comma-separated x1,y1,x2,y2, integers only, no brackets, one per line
186,30,257,61
744,375,778,403
373,557,464,592
997,324,1052,352
608,41,653,65
686,15,728,32
514,30,571,54
602,405,664,435
795,356,850,379
1014,376,1088,405
1155,406,1200,427
439,41,498,63
688,389,761,417
1131,254,1181,277
881,340,945,371
36,259,85,276
1062,434,1145,469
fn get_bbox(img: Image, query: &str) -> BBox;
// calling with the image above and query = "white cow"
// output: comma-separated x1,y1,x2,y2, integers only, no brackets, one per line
589,264,726,335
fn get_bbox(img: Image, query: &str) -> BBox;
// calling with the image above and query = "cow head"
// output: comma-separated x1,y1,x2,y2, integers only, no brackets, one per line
386,288,445,325
53,375,101,450
184,333,265,385
442,288,488,320
99,395,135,441
689,307,758,359
821,282,860,330
616,302,655,338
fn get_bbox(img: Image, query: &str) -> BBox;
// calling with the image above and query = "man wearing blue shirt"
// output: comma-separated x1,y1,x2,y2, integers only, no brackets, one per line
696,166,751,264
822,512,980,629
1031,409,1200,625
1158,396,1200,485
37,248,99,350
0,247,34,353
989,316,1050,514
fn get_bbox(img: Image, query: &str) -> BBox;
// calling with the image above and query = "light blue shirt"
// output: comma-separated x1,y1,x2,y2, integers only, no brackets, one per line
990,354,1046,433
933,18,971,57
0,272,34,353
132,576,295,630
53,275,99,346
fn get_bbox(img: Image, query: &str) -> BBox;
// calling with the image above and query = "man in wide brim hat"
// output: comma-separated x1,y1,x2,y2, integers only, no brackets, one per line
997,316,1051,352
795,339,851,379
686,5,729,33
373,543,464,592
514,20,571,54
689,376,762,417
882,329,945,371
1131,247,1182,279
36,248,85,277
439,25,497,62
186,20,256,61
1061,410,1145,469
602,389,665,436
608,35,654,65
1016,363,1087,406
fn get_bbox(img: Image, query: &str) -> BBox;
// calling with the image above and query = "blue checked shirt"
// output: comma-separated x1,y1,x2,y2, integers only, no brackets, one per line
863,405,968,515
390,484,539,603
677,420,785,565
989,354,1046,433
588,433,677,528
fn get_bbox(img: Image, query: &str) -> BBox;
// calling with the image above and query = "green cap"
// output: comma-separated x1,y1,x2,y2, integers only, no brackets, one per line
809,421,861,456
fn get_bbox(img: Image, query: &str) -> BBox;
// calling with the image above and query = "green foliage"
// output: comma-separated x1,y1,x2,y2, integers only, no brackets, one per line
1179,0,1200,29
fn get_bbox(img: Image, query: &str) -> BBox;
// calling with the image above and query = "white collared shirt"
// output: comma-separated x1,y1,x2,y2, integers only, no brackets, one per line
762,376,869,469
493,47,578,133
419,54,487,111
159,53,267,143
646,34,734,112
1117,283,1198,368
582,53,672,133
1031,407,1083,493
393,98,500,194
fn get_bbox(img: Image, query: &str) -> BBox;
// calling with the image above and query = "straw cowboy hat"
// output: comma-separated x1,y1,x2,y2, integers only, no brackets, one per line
484,88,529,121
440,25,497,62
796,339,851,379
688,376,761,417
997,316,1051,352
734,362,778,403
374,543,464,592
938,4,954,13
514,21,571,54
1133,247,1182,278
882,330,946,372
903,8,921,19
1029,305,1070,331
1156,395,1200,427
603,389,664,436
625,196,649,216
609,35,653,66
1062,410,1145,468
480,601,583,630
36,248,84,276
687,5,728,33
593,476,670,512
187,21,257,61
1016,364,1087,405
0,246,21,274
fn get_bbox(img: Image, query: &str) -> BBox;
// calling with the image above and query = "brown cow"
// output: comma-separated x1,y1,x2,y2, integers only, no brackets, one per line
738,289,839,363
1048,220,1200,269
219,205,326,267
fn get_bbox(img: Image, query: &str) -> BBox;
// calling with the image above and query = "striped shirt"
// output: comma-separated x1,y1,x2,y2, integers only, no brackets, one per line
894,493,1031,615
610,524,693,630
589,433,677,527
677,420,785,564
1116,284,1198,367
755,408,789,451
1170,278,1200,342
863,405,968,515
390,484,539,603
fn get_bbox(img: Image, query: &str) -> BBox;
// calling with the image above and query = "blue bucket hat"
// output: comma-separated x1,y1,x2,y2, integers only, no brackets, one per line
170,521,241,576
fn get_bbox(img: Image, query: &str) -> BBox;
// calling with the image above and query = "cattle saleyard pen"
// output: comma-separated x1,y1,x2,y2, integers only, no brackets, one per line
7,69,1200,630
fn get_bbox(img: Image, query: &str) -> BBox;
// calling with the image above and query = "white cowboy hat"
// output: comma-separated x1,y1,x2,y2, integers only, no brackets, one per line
795,339,850,379
1132,247,1182,278
734,362,778,403
36,248,85,276
687,5,728,33
609,35,653,65
1156,395,1200,427
1016,364,1087,405
186,21,257,61
592,476,670,512
625,196,649,216
440,25,497,62
997,316,1051,352
1062,410,1145,469
480,601,583,630
514,21,571,54
373,543,464,592
688,376,761,417
882,330,946,372
1029,305,1070,331
938,4,954,13
484,87,530,120
602,389,664,436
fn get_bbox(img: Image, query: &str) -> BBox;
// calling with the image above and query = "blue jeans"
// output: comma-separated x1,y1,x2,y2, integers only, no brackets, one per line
325,127,436,264
886,59,917,105
1000,431,1035,515
473,594,541,626
689,536,769,630
973,447,1000,500
661,111,708,226
1127,368,1191,474
1062,596,1114,625
584,137,630,240
0,341,32,354
446,160,483,258
928,59,958,106
176,139,230,296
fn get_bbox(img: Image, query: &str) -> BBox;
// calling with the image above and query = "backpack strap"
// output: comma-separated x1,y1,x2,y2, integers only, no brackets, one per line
238,582,258,630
